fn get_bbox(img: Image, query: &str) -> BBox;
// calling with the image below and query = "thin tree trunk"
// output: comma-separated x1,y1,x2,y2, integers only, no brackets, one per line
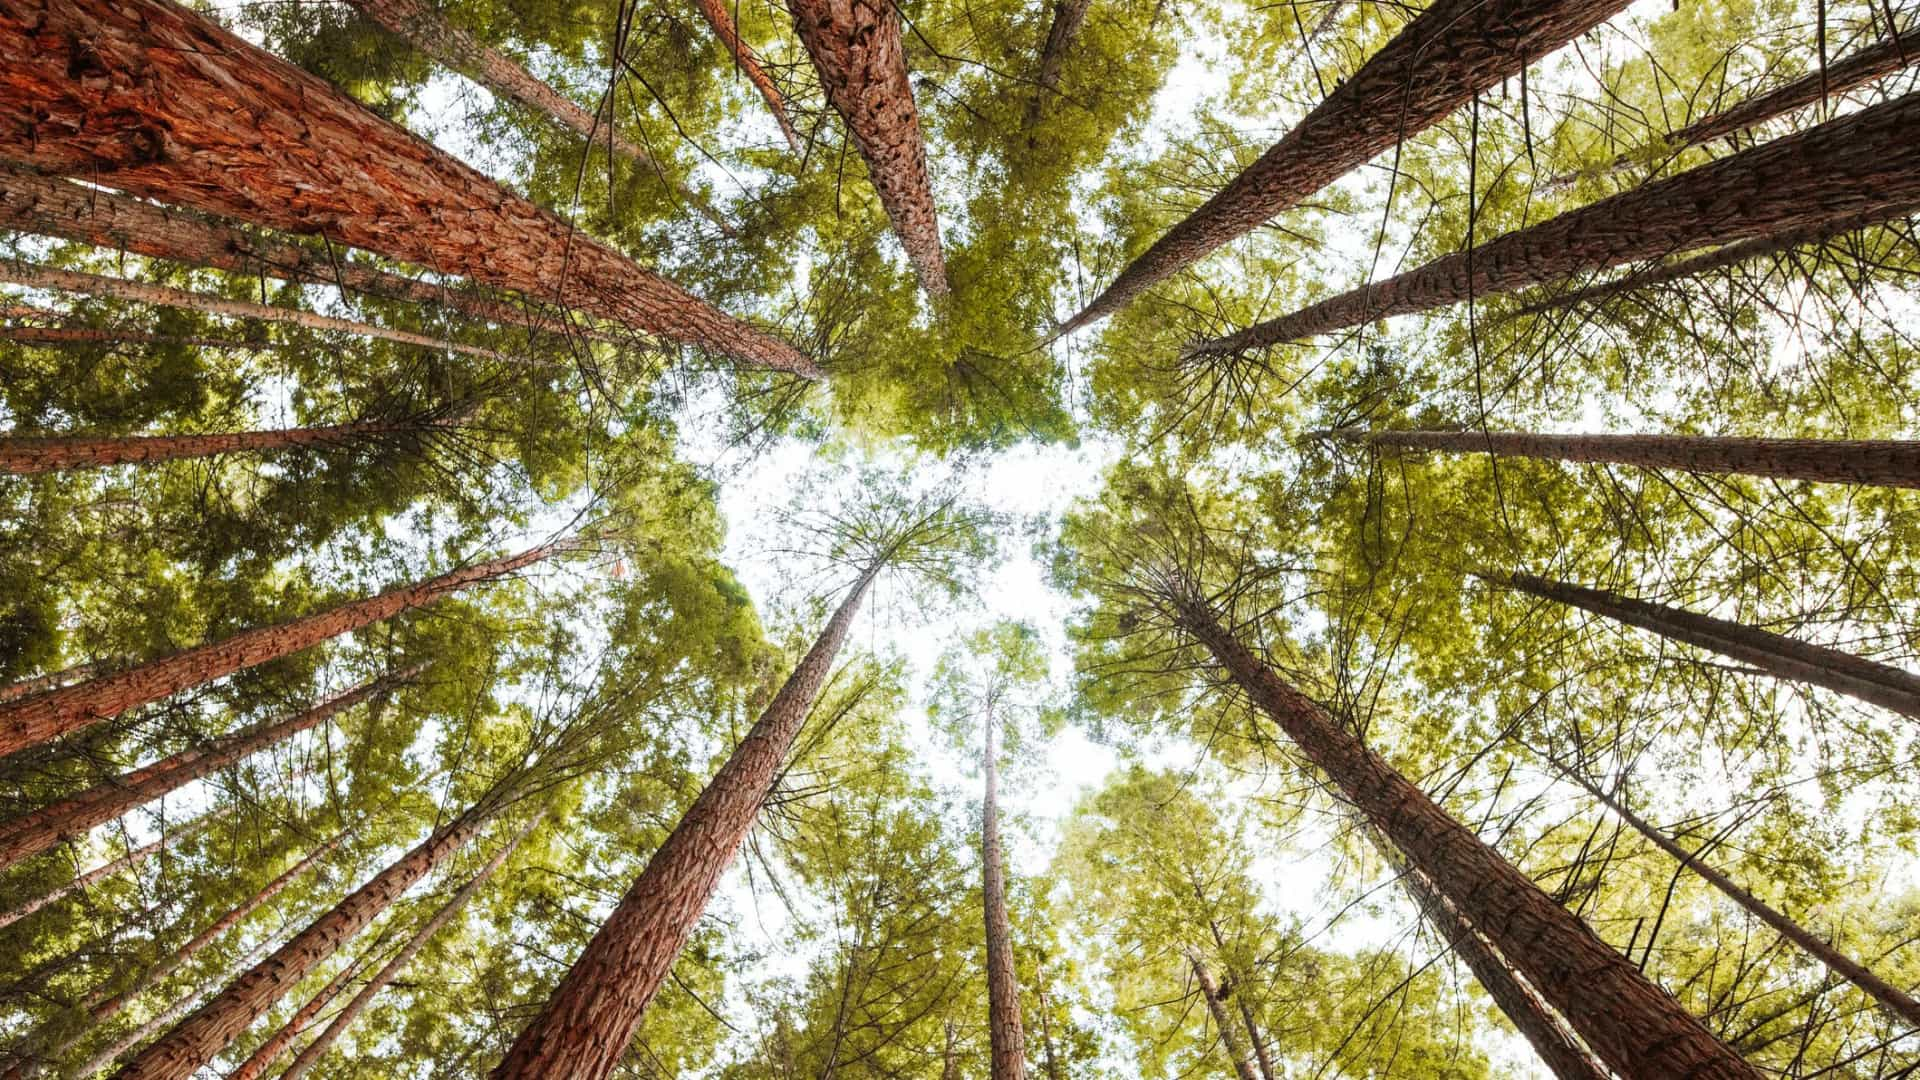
0,419,444,476
222,954,372,1080
1186,875,1276,1080
0,539,579,757
1499,572,1920,720
1035,989,1063,1080
1184,949,1260,1080
1334,429,1920,490
1058,0,1635,333
0,325,272,351
785,0,950,296
1559,768,1920,1030
0,661,113,705
0,0,814,375
74,936,278,1080
0,807,229,932
1022,0,1091,131
1169,594,1759,1079
691,0,802,153
981,708,1028,1080
491,565,880,1080
1187,91,1920,355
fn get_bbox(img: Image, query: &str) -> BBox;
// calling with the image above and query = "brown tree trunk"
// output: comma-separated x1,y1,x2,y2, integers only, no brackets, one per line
0,0,814,375
0,325,272,351
981,709,1028,1080
0,539,578,757
1169,595,1759,1079
1559,768,1920,1030
222,955,371,1080
1187,91,1920,355
1500,572,1920,720
1340,429,1920,490
1185,875,1276,1080
1058,0,1635,333
491,566,879,1080
1023,0,1091,131
75,936,277,1080
785,0,950,296
1035,989,1064,1080
0,807,229,931
0,419,440,476
691,0,803,153
1184,949,1260,1080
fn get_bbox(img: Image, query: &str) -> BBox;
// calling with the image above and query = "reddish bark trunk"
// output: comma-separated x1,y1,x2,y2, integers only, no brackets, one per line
0,419,433,476
1059,0,1635,333
0,660,113,704
785,0,949,295
981,711,1028,1080
0,0,813,374
1502,572,1920,720
1668,28,1920,150
491,567,878,1080
0,807,229,931
1171,596,1759,1079
76,936,277,1080
0,540,577,757
692,0,803,153
1023,0,1091,131
222,956,370,1080
1185,950,1259,1080
1188,92,1920,355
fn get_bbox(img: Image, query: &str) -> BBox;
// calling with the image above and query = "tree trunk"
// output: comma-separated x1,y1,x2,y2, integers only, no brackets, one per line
0,807,229,932
0,419,443,476
491,566,879,1080
784,0,949,296
1339,429,1920,490
0,0,814,375
1169,595,1759,1079
1022,0,1091,131
1035,989,1063,1080
1499,572,1920,720
1187,91,1920,355
0,325,273,351
0,660,113,705
691,0,802,153
0,540,578,757
222,955,371,1080
74,936,277,1080
1185,949,1260,1080
0,670,413,871
1186,875,1276,1080
1559,768,1920,1030
1058,0,1635,333
981,709,1028,1080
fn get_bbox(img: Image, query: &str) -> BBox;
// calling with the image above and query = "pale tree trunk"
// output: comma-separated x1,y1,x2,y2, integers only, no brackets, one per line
74,935,278,1080
1185,874,1276,1080
0,0,815,375
1499,572,1920,720
1187,92,1920,355
0,539,580,757
1022,0,1091,131
222,956,372,1080
1058,0,1635,333
981,708,1028,1080
0,419,444,477
1184,949,1260,1080
691,0,802,153
1169,594,1759,1079
1035,989,1064,1080
491,565,880,1080
785,0,950,296
0,807,230,932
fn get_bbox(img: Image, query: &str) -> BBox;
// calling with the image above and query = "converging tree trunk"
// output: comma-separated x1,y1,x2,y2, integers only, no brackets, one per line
1023,0,1091,131
491,565,880,1080
692,0,802,153
1059,0,1635,333
1184,949,1260,1080
0,0,814,375
75,936,277,1080
981,708,1028,1080
0,807,230,932
0,661,114,705
0,539,580,757
0,418,448,476
1187,92,1920,355
784,0,949,295
1498,572,1920,720
222,956,373,1080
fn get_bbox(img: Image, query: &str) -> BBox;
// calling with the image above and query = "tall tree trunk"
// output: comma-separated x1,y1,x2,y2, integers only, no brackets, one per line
0,539,579,757
1499,572,1920,720
0,807,229,931
0,661,113,705
1022,0,1091,131
1035,989,1064,1080
1334,429,1920,490
278,812,541,1080
0,418,445,477
784,0,950,296
981,708,1028,1080
74,936,277,1080
1187,91,1920,355
0,325,272,351
1184,949,1260,1080
0,670,412,871
1168,593,1759,1079
691,0,803,153
1186,874,1276,1080
222,954,372,1080
0,0,815,376
1558,768,1920,1030
491,566,880,1080
1058,0,1635,333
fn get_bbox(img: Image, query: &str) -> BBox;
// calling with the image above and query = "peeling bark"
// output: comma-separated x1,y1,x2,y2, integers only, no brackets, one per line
692,0,803,153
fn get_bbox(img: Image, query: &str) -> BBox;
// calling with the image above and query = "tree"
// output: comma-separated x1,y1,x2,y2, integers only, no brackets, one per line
0,806,231,932
0,415,464,476
1023,0,1091,131
691,0,803,153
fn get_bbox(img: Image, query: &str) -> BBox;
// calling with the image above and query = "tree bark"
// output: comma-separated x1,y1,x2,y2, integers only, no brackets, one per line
1184,949,1260,1080
0,661,113,705
0,0,814,375
0,419,441,476
0,325,273,351
1023,0,1091,131
1499,572,1920,720
1058,0,1635,333
0,540,579,757
691,0,803,153
981,708,1028,1080
1663,28,1920,155
491,566,879,1080
1187,91,1920,355
74,936,277,1080
221,954,371,1080
0,807,229,931
785,0,950,296
1169,595,1759,1079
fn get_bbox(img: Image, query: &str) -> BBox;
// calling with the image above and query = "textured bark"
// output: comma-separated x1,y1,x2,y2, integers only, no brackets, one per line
492,567,879,1080
0,540,578,757
1502,572,1920,720
1669,28,1920,149
1343,429,1920,490
0,419,433,476
222,957,369,1080
0,0,814,375
1189,92,1920,355
1023,0,1091,130
74,936,276,1080
692,0,802,153
1059,0,1634,333
981,710,1028,1080
1185,951,1260,1080
0,808,227,931
0,661,113,704
785,0,949,295
1171,597,1759,1079
0,325,271,351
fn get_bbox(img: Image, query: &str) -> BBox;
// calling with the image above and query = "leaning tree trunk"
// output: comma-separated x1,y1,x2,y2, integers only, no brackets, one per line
1335,429,1920,490
691,0,802,153
1022,0,1091,131
0,539,578,757
784,0,950,296
1184,949,1260,1080
1058,0,1635,333
0,660,113,705
0,325,273,351
1499,572,1920,720
222,954,373,1080
1169,594,1759,1079
0,418,445,477
1557,768,1920,1030
1187,91,1920,355
74,935,278,1080
491,565,880,1080
0,0,815,376
981,709,1028,1080
0,807,230,932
